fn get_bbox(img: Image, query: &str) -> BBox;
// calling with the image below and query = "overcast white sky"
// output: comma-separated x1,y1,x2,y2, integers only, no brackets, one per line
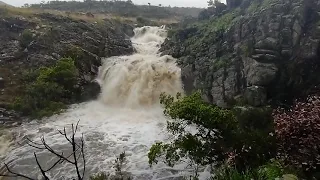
2,0,226,8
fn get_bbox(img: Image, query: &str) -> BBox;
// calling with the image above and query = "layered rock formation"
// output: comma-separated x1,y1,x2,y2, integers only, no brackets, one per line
0,11,134,121
162,0,320,107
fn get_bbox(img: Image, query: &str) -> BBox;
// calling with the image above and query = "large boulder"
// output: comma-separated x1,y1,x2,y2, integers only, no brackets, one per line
244,57,278,86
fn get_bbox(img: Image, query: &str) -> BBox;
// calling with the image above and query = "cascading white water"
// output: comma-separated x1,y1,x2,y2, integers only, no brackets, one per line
97,26,183,108
0,26,211,180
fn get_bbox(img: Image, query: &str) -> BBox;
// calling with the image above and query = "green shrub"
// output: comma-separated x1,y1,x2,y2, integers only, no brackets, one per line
213,160,298,180
62,45,85,62
258,160,284,179
231,106,276,168
213,165,259,180
148,92,276,174
20,29,33,48
148,92,236,167
90,152,131,180
90,173,109,180
13,58,79,118
246,0,260,14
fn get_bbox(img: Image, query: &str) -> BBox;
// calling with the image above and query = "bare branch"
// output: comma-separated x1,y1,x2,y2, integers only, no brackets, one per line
74,120,80,134
0,163,36,180
81,134,86,178
71,122,83,180
44,157,64,172
1,121,86,180
34,153,49,180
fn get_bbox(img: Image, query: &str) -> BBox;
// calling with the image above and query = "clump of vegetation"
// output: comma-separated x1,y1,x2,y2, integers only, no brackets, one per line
148,90,320,179
90,152,131,180
20,29,33,48
90,173,109,180
13,58,79,118
213,159,298,180
148,92,276,178
63,45,85,61
246,0,260,14
273,95,320,176
240,43,254,57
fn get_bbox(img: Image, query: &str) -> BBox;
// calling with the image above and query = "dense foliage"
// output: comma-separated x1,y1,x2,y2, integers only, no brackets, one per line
213,160,298,180
13,58,79,118
148,92,276,175
273,95,320,174
148,90,320,179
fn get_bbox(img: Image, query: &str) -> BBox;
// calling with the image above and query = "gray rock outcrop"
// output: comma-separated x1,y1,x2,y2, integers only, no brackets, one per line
162,0,320,106
0,12,134,119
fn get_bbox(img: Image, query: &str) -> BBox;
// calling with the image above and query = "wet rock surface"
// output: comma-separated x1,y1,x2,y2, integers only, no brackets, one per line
0,108,21,126
162,0,320,106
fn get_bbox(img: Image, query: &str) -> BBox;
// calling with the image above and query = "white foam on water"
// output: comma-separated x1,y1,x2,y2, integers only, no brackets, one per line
1,26,210,180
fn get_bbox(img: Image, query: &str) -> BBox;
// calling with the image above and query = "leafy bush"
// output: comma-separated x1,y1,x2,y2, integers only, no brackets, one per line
231,106,276,169
13,58,79,118
213,164,259,180
20,29,33,48
213,160,298,180
148,92,236,167
90,173,109,180
148,92,276,173
90,152,131,180
258,160,286,179
273,95,320,173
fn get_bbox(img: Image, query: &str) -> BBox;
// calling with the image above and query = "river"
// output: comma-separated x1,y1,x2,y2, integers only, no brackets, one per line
0,26,210,180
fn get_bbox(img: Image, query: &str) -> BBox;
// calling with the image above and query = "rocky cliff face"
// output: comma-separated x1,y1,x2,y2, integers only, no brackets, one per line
162,0,320,107
0,11,134,122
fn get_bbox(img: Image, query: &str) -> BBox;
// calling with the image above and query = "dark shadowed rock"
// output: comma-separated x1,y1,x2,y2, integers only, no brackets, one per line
244,86,267,106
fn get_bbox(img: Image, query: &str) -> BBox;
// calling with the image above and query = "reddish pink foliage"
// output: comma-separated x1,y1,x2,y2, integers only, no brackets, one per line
272,95,320,171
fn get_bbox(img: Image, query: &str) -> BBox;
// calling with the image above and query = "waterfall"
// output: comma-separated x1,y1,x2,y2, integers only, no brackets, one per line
97,26,183,108
0,26,195,180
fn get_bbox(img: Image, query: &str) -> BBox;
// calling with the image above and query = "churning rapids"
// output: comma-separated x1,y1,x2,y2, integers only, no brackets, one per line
0,26,210,180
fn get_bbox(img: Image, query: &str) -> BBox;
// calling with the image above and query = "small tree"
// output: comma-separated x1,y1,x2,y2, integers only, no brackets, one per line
148,92,276,174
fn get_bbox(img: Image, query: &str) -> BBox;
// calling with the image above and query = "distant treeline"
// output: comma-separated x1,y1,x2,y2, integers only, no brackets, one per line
29,0,203,19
